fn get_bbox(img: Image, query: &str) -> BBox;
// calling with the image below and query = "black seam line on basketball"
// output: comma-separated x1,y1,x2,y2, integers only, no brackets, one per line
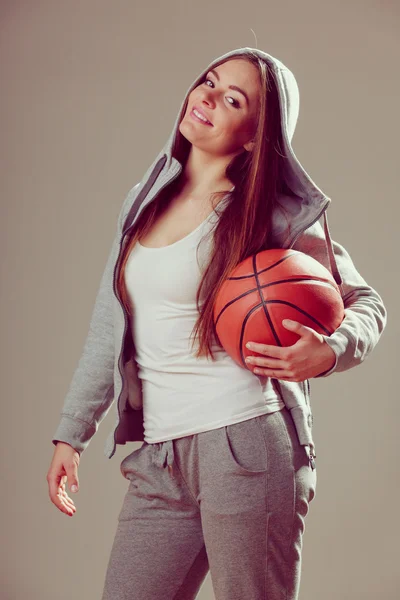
253,254,281,347
248,299,333,336
229,274,339,293
239,253,286,366
239,301,280,367
229,252,298,280
261,276,339,294
239,307,259,366
239,303,261,365
214,277,339,327
222,297,333,338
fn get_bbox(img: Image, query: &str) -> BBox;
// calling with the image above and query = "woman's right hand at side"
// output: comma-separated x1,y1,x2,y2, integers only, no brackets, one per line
47,442,80,517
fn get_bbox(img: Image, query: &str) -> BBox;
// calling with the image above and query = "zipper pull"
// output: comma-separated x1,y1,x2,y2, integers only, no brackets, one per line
309,447,316,471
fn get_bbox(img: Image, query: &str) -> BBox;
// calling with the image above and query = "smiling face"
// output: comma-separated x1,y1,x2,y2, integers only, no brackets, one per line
179,58,261,157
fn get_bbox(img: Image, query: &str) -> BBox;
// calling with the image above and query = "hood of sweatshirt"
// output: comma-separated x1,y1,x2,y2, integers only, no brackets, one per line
123,46,342,285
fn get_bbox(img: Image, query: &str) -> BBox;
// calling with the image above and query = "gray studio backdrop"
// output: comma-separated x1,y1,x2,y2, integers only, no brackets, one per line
1,1,397,599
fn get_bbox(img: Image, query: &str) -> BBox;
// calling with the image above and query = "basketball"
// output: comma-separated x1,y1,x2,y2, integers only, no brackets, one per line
213,248,345,369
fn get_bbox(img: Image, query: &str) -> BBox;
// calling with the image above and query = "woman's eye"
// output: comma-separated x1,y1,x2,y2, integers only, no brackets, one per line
204,78,240,108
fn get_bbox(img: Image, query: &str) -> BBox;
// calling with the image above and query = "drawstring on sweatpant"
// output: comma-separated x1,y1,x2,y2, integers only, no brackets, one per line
150,439,175,478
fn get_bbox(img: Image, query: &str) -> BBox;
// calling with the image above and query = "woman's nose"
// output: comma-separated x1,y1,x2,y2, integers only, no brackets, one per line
197,90,215,106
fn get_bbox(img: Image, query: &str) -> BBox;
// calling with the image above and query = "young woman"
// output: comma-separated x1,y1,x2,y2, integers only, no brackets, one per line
47,47,387,599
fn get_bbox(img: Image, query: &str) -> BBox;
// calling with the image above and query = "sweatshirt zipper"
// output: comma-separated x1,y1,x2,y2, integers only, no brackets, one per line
309,447,316,471
110,169,182,457
111,230,130,456
304,378,316,469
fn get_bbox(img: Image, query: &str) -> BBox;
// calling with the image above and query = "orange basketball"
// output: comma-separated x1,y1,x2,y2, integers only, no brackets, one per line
213,248,345,369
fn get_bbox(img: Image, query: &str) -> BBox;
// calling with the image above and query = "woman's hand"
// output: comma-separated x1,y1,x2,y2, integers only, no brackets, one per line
245,319,337,381
47,442,80,517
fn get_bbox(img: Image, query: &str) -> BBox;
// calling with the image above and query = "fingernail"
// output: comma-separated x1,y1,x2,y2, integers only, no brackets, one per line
71,485,78,493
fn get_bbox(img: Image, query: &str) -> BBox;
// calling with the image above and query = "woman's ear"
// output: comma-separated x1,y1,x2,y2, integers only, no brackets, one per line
243,139,255,152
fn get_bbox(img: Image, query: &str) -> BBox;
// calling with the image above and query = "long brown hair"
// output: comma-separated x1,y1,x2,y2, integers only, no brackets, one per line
118,52,293,361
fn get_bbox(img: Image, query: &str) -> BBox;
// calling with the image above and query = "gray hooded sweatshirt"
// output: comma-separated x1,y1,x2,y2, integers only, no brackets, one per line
51,47,387,463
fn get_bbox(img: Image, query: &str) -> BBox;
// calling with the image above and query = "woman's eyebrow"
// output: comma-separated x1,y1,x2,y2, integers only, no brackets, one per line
207,69,249,106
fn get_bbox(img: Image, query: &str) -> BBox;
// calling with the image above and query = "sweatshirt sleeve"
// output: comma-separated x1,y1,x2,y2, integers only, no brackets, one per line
51,183,140,455
291,216,387,378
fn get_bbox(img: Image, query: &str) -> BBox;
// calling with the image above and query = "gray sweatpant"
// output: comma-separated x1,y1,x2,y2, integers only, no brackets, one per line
101,405,317,599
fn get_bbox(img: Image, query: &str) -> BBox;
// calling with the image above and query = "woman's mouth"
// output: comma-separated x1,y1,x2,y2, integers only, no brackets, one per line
190,108,213,126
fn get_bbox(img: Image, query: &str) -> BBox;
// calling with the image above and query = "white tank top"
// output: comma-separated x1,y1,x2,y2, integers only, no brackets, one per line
124,197,285,443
